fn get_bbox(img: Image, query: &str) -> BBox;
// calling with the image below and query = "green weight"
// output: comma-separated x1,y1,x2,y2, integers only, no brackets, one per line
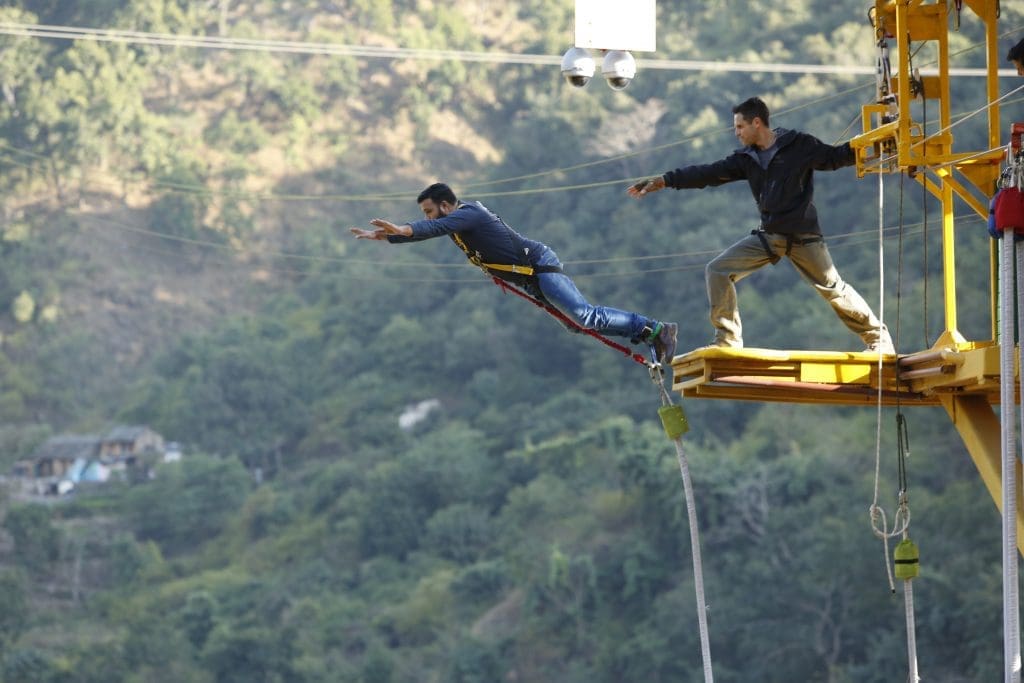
894,538,920,580
658,404,689,439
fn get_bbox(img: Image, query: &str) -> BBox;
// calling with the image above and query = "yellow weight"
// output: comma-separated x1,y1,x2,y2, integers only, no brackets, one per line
658,404,689,439
894,538,919,580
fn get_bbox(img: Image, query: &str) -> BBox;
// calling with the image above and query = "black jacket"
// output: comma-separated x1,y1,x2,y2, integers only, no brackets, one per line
662,128,855,236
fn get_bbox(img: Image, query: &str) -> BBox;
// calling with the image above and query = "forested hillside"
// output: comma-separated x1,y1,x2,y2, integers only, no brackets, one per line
0,1,1021,681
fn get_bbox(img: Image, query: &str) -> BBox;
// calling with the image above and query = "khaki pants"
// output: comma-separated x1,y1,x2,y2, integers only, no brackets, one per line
705,231,892,349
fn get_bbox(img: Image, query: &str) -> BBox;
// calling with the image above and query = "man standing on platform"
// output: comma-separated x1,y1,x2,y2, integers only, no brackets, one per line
628,96,894,355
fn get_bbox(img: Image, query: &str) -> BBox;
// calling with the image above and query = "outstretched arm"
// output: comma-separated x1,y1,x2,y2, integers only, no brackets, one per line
349,218,414,240
628,155,746,196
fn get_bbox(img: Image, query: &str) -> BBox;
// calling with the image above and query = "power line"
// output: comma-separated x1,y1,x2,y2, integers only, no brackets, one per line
71,203,968,276
3,21,1020,202
1,21,1020,77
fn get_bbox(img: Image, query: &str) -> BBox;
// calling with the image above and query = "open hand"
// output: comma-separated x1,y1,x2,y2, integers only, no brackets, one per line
627,177,665,198
369,218,412,236
350,227,386,240
350,219,413,240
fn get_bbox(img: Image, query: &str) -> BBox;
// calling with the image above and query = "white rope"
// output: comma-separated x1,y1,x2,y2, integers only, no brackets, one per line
868,171,909,589
652,373,713,682
903,570,920,683
871,170,920,683
671,435,713,683
869,170,893,587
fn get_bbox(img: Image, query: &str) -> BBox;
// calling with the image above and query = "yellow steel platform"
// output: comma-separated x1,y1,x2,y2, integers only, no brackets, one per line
669,343,1010,406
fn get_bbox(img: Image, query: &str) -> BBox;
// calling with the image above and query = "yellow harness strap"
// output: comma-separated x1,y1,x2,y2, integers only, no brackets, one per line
450,232,535,276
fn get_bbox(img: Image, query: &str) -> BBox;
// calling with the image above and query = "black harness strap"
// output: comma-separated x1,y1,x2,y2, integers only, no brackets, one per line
449,232,562,277
752,229,781,264
785,234,823,256
752,229,824,262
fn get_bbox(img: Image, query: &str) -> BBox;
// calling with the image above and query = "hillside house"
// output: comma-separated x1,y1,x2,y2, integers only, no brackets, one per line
11,425,178,495
25,435,100,479
98,425,165,463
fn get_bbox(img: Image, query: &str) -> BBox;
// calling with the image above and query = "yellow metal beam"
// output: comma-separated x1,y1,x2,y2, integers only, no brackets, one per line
940,394,1024,554
942,172,990,220
940,172,959,334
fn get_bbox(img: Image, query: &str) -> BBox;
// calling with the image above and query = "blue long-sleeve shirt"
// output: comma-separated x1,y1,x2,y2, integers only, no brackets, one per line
388,201,547,274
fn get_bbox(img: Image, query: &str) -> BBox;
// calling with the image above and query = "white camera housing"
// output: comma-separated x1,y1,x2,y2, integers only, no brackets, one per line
560,47,596,88
601,50,636,90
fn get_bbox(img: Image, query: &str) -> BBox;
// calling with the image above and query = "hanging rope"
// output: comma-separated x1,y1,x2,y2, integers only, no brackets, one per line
894,413,920,683
892,160,923,681
489,276,651,367
648,368,714,682
1013,233,1024,683
870,168,919,682
491,267,712,679
993,154,1024,682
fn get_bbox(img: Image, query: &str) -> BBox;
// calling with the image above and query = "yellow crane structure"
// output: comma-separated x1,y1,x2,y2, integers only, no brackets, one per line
668,0,1022,549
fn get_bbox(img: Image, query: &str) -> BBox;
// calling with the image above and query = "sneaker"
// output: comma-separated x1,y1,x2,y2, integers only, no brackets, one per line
652,322,678,365
863,340,896,355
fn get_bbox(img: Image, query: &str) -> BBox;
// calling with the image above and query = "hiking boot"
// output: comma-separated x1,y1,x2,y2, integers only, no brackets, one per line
652,322,678,365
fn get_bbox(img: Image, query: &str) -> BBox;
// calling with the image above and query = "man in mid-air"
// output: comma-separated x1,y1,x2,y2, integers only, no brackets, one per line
351,182,678,364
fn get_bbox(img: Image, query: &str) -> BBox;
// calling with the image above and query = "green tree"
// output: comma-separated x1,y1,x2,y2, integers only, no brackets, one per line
424,503,493,564
6,38,151,201
0,570,29,652
107,533,164,585
0,7,46,194
446,638,503,683
147,161,212,244
3,504,60,571
181,591,219,651
1,647,54,683
201,623,301,683
127,454,250,553
360,644,394,683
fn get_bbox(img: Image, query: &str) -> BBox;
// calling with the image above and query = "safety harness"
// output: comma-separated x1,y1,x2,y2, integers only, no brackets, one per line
449,232,563,278
751,229,823,264
449,230,658,368
490,276,651,367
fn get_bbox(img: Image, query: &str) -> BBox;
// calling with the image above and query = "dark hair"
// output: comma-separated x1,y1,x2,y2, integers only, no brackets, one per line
417,182,457,205
1008,37,1024,63
732,97,770,126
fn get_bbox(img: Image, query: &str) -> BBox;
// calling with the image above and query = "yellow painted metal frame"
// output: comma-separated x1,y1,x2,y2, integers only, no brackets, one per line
670,0,1023,549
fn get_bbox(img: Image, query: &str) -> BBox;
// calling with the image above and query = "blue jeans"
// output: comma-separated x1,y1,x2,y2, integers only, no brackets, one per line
532,247,651,340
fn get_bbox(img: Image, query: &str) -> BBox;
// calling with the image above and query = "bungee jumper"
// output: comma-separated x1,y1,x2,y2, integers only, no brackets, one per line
350,182,678,366
628,96,895,356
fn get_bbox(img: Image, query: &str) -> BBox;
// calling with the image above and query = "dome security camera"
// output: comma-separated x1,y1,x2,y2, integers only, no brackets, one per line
561,47,596,88
602,50,636,90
